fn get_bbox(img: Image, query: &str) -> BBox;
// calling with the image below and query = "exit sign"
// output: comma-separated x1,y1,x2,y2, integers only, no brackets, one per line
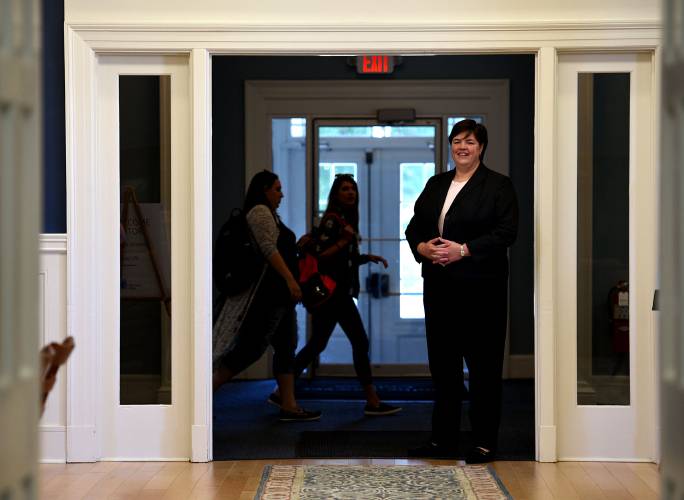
356,55,394,74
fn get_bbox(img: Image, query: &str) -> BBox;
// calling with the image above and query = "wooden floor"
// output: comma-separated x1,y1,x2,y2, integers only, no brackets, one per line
39,459,660,499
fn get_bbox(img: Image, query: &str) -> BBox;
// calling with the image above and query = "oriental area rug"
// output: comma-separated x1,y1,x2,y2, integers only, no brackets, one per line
254,464,511,500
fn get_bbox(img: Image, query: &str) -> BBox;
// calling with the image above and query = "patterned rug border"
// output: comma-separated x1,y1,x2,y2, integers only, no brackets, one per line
254,464,512,500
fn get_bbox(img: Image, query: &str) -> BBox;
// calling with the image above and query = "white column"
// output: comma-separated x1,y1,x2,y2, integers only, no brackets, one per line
535,45,558,463
190,48,213,463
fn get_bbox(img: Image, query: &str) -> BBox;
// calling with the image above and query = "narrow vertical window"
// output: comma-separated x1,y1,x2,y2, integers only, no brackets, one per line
576,73,630,405
119,76,172,405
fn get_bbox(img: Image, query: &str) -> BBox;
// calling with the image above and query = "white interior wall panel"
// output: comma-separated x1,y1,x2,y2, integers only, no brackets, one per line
38,235,68,463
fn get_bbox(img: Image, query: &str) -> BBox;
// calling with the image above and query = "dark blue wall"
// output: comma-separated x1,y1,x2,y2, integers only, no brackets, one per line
42,0,66,233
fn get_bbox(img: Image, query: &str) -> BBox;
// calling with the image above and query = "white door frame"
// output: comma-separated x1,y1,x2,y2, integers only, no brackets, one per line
64,23,661,463
555,53,657,461
97,55,192,460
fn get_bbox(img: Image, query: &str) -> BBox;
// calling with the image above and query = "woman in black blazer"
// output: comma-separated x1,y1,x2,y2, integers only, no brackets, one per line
405,119,518,463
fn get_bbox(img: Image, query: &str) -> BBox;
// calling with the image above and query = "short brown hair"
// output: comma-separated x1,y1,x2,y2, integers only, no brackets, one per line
448,119,488,162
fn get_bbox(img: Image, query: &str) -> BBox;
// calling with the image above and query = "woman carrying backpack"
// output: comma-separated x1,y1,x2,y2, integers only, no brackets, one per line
213,170,320,422
271,174,401,416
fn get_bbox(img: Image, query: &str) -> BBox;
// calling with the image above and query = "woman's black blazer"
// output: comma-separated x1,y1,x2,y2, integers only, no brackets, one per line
405,164,518,280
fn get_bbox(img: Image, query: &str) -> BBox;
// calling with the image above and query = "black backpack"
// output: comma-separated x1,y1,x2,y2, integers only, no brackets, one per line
213,208,264,295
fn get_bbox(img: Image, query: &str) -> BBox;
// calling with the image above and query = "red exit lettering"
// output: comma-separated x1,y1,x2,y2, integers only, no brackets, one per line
356,55,393,74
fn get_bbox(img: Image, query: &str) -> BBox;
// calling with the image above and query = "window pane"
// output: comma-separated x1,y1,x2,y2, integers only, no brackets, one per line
317,162,357,216
119,75,172,405
576,73,630,405
272,117,308,359
400,162,435,319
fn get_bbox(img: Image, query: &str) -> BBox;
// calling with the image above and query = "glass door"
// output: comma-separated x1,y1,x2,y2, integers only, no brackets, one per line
313,119,440,376
97,55,191,459
556,53,657,460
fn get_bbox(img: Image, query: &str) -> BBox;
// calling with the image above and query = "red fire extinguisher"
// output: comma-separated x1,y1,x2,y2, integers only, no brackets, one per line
608,280,629,353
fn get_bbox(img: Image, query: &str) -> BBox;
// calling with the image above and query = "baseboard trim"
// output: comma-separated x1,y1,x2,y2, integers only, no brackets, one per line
538,425,557,462
192,425,210,462
40,425,66,463
99,457,190,462
558,457,656,463
66,425,97,462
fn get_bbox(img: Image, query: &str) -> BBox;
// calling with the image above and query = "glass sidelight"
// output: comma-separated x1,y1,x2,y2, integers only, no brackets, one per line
119,75,172,405
576,73,630,405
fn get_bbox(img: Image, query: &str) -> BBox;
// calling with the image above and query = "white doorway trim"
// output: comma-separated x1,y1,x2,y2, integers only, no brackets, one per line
64,22,660,463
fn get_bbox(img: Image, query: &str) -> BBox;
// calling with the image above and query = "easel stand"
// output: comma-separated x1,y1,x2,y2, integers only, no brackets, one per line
120,186,171,316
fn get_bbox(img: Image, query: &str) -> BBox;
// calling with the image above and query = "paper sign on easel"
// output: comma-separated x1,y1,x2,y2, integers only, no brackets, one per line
120,196,171,310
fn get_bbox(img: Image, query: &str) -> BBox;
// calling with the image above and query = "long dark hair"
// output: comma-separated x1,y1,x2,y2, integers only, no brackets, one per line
324,174,359,230
244,170,279,212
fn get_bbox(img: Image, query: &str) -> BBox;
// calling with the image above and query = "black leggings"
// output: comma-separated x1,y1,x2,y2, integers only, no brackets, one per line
293,291,373,386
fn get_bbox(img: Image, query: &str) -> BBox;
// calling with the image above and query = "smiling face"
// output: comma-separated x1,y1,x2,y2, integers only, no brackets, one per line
450,131,483,171
264,179,283,210
336,180,357,207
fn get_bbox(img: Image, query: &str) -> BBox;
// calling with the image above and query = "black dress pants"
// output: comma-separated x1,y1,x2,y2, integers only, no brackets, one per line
423,272,508,450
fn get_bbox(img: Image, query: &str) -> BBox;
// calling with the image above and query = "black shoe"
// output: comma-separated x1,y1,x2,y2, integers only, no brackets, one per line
267,392,282,408
408,442,459,459
465,446,495,464
278,408,321,422
364,402,402,416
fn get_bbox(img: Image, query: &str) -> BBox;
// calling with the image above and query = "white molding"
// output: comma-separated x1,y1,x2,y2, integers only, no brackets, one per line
67,20,660,33
65,27,100,463
39,235,68,462
39,425,67,463
535,46,558,463
190,48,213,463
98,457,190,462
558,457,656,463
39,234,67,253
40,424,68,432
65,22,660,54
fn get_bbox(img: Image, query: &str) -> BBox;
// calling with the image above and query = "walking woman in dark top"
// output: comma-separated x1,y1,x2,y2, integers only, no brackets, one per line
213,170,320,422
272,174,401,416
405,119,518,462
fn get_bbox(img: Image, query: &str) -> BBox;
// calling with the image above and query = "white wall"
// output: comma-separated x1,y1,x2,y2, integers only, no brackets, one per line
65,0,659,25
38,235,68,462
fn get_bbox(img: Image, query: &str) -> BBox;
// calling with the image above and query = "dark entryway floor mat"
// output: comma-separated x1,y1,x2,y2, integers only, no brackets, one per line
295,429,531,460
213,378,534,460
